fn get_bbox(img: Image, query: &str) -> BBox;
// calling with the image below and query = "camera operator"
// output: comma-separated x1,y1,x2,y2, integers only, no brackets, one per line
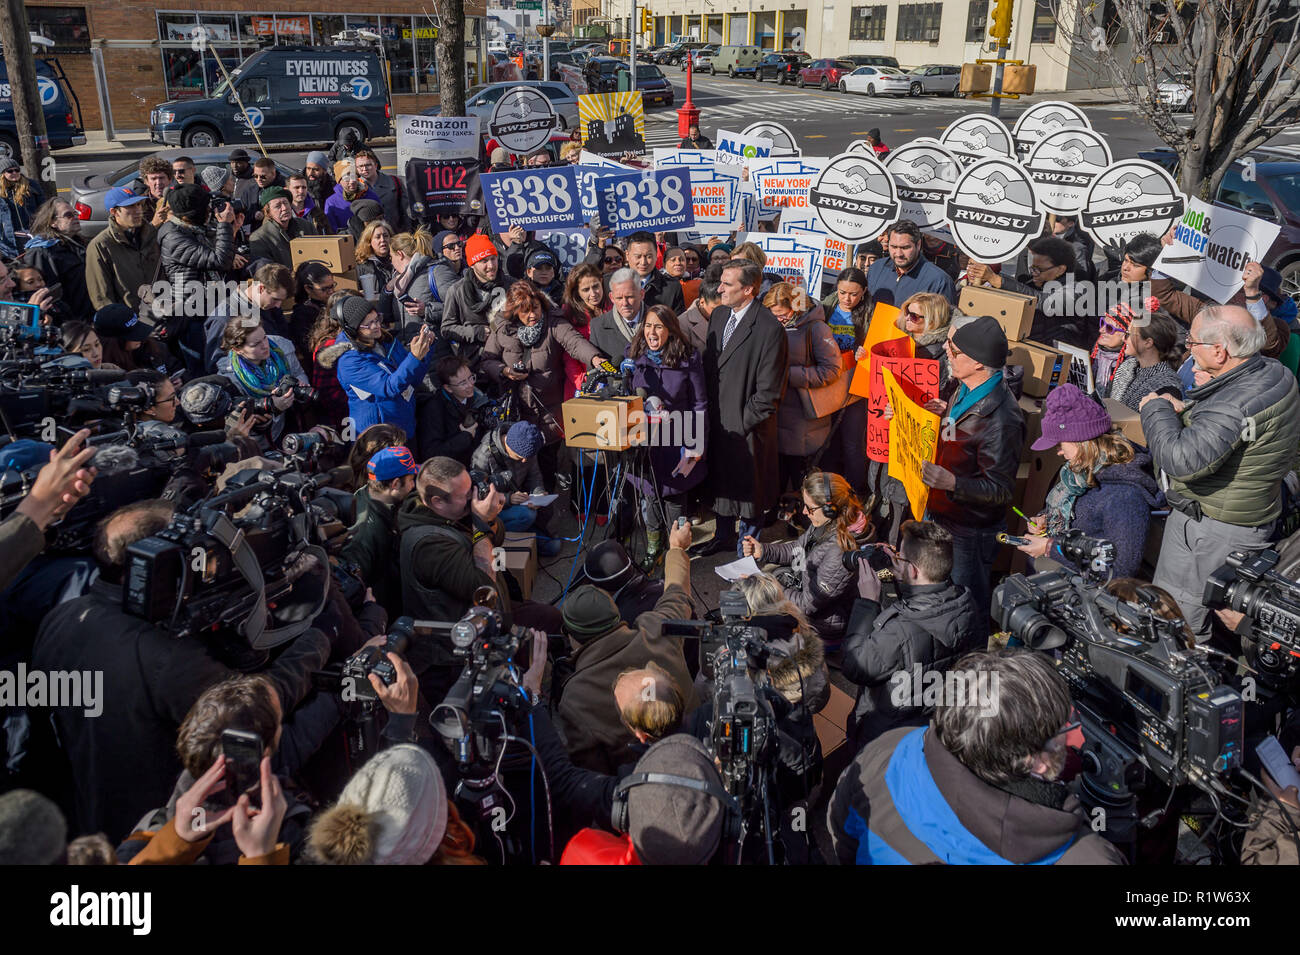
840,520,983,751
0,429,96,593
342,447,419,620
159,184,236,301
216,319,310,446
828,649,1125,865
554,519,698,773
471,421,561,554
31,499,332,842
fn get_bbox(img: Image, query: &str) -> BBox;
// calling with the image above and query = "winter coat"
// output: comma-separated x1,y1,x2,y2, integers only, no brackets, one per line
428,253,462,302
324,184,380,233
439,269,509,363
0,511,45,596
4,176,44,229
1057,223,1098,280
248,215,316,269
160,217,236,291
1141,354,1300,527
310,336,352,427
390,252,442,339
997,271,1094,350
638,270,685,312
369,171,408,232
627,348,709,499
1110,357,1183,412
341,495,403,619
85,221,161,313
20,233,92,320
560,303,600,400
232,174,262,215
471,427,546,495
587,305,644,366
927,375,1026,529
839,580,983,748
1242,800,1300,865
554,548,700,774
762,523,857,640
702,302,789,519
677,299,711,355
777,309,844,457
31,579,330,842
216,334,308,393
1149,276,1204,327
357,254,396,293
480,295,600,418
319,328,437,439
416,386,482,466
828,725,1126,864
202,289,293,375
1053,453,1161,579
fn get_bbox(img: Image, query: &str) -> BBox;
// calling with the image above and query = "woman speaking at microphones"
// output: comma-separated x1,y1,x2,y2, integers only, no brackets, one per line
626,304,708,568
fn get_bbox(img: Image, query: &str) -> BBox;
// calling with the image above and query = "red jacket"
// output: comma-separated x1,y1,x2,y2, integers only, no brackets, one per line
561,303,602,400
559,829,642,865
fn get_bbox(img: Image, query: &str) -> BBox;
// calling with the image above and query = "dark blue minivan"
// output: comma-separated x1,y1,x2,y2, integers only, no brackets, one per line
150,45,391,149
0,57,87,160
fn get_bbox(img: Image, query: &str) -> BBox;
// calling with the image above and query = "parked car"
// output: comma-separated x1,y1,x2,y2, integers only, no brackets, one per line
873,68,917,97
634,63,674,106
684,46,719,72
795,58,858,90
754,52,812,84
0,57,85,160
659,41,710,66
845,54,900,69
709,45,763,77
840,65,907,95
424,80,580,133
900,64,963,96
1156,68,1193,111
70,149,296,238
1141,146,1300,299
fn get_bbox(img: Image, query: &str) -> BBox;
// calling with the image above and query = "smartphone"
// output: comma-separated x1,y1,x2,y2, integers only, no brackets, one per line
998,533,1031,547
1257,735,1300,792
45,282,63,303
221,728,264,809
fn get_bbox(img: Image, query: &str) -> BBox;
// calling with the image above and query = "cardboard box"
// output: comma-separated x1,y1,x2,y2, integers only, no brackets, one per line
1101,396,1146,446
959,284,1037,343
1008,340,1066,398
562,395,644,450
1019,394,1043,463
501,531,537,600
291,234,356,272
332,268,361,292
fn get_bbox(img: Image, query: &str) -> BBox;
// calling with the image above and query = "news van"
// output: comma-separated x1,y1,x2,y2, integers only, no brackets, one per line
149,45,391,148
0,57,86,160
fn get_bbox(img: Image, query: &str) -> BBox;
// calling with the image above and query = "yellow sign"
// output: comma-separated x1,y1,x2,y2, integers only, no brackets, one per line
402,26,439,39
849,301,906,398
883,366,941,521
577,91,646,156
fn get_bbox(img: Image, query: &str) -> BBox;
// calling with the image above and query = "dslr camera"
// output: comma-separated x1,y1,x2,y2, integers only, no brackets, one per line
468,467,512,501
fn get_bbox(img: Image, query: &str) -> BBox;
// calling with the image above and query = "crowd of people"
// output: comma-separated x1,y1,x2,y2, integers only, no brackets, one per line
1,130,1300,868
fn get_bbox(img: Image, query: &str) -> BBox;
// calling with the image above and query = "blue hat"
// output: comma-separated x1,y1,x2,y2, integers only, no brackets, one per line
367,446,418,482
505,421,542,459
0,439,53,473
104,186,148,214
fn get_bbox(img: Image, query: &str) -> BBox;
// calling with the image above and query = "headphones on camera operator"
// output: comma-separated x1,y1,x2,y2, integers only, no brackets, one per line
814,471,838,521
610,740,743,843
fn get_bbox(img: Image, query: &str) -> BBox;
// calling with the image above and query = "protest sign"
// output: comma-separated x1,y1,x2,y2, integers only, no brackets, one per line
1079,158,1186,255
716,128,774,168
939,115,1016,168
884,139,961,232
578,92,646,156
688,165,744,235
741,121,800,156
849,302,907,398
488,87,556,154
778,214,850,280
946,156,1044,264
654,148,716,167
1012,101,1092,159
536,229,590,269
1155,197,1281,304
810,152,900,243
595,167,695,234
751,157,829,218
865,337,942,462
396,114,479,173
883,367,942,520
1023,127,1113,216
406,156,479,219
743,232,824,290
480,166,584,232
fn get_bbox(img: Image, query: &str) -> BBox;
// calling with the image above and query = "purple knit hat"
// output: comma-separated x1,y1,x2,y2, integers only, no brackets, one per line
1031,383,1112,451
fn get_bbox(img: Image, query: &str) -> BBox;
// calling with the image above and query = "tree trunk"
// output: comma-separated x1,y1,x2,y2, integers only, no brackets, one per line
435,0,467,118
0,0,51,179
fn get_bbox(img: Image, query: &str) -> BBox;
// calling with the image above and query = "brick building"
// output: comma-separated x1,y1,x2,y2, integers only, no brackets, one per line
22,2,488,133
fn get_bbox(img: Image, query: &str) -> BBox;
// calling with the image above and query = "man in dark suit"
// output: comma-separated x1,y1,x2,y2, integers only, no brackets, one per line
588,268,645,363
690,258,788,559
626,230,685,312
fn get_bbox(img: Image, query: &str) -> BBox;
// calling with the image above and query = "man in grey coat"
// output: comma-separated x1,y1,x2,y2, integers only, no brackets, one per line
690,258,789,558
248,187,316,269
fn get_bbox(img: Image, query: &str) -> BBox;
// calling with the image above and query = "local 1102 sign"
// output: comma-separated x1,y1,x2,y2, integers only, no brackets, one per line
480,166,585,233
596,168,695,235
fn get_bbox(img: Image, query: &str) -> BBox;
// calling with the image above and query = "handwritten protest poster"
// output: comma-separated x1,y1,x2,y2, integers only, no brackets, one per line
883,367,942,520
865,338,942,462
849,302,907,399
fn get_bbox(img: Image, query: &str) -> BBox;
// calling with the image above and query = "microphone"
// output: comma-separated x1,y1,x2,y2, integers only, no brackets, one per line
83,368,129,385
597,359,620,377
619,358,636,377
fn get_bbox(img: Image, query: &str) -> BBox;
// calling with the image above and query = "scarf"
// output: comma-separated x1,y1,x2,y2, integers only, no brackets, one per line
516,320,545,347
229,339,291,397
950,370,1003,423
645,346,665,365
1092,346,1124,396
342,182,367,202
1043,453,1106,537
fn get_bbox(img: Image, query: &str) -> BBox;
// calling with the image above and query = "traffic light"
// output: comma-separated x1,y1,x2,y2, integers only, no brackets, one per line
641,9,653,34
989,0,1014,43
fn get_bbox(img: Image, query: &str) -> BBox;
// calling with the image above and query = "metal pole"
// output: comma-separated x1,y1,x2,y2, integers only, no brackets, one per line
543,0,550,82
90,46,116,142
990,42,1007,118
629,0,637,84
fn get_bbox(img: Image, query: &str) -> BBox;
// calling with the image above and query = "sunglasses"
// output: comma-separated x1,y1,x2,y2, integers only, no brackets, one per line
1099,319,1127,334
905,309,925,321
443,241,464,250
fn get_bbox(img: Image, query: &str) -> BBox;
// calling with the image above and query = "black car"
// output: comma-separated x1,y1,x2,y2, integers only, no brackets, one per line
658,41,710,66
634,64,674,107
755,52,812,84
1141,145,1300,299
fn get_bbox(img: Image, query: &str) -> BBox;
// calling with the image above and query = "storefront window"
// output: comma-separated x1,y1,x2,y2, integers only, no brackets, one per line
380,15,416,94
26,6,90,53
314,15,346,47
412,21,439,93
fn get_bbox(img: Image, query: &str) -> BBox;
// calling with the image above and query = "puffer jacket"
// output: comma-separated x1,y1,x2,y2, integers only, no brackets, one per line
928,374,1026,528
160,218,236,291
440,268,509,363
761,524,858,641
1140,354,1300,527
20,234,92,320
480,293,599,416
470,426,546,496
839,580,983,748
778,308,844,457
319,328,439,439
1064,452,1161,579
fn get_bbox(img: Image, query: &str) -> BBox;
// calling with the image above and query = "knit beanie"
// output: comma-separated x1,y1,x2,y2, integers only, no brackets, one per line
167,183,210,220
259,186,292,208
340,295,377,337
433,230,457,255
626,735,729,865
179,376,234,426
0,789,66,864
562,584,623,641
1031,383,1113,450
201,165,232,192
505,420,542,459
308,745,447,865
951,315,1008,368
465,234,498,267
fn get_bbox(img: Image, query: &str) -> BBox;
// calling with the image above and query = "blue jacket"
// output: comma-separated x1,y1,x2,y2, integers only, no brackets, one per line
328,329,433,438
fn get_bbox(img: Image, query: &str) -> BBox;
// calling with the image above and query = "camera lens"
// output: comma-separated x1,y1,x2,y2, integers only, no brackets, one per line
1003,602,1067,650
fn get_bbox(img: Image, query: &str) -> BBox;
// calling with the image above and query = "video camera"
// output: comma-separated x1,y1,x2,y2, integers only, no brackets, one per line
993,536,1243,813
1204,547,1300,690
